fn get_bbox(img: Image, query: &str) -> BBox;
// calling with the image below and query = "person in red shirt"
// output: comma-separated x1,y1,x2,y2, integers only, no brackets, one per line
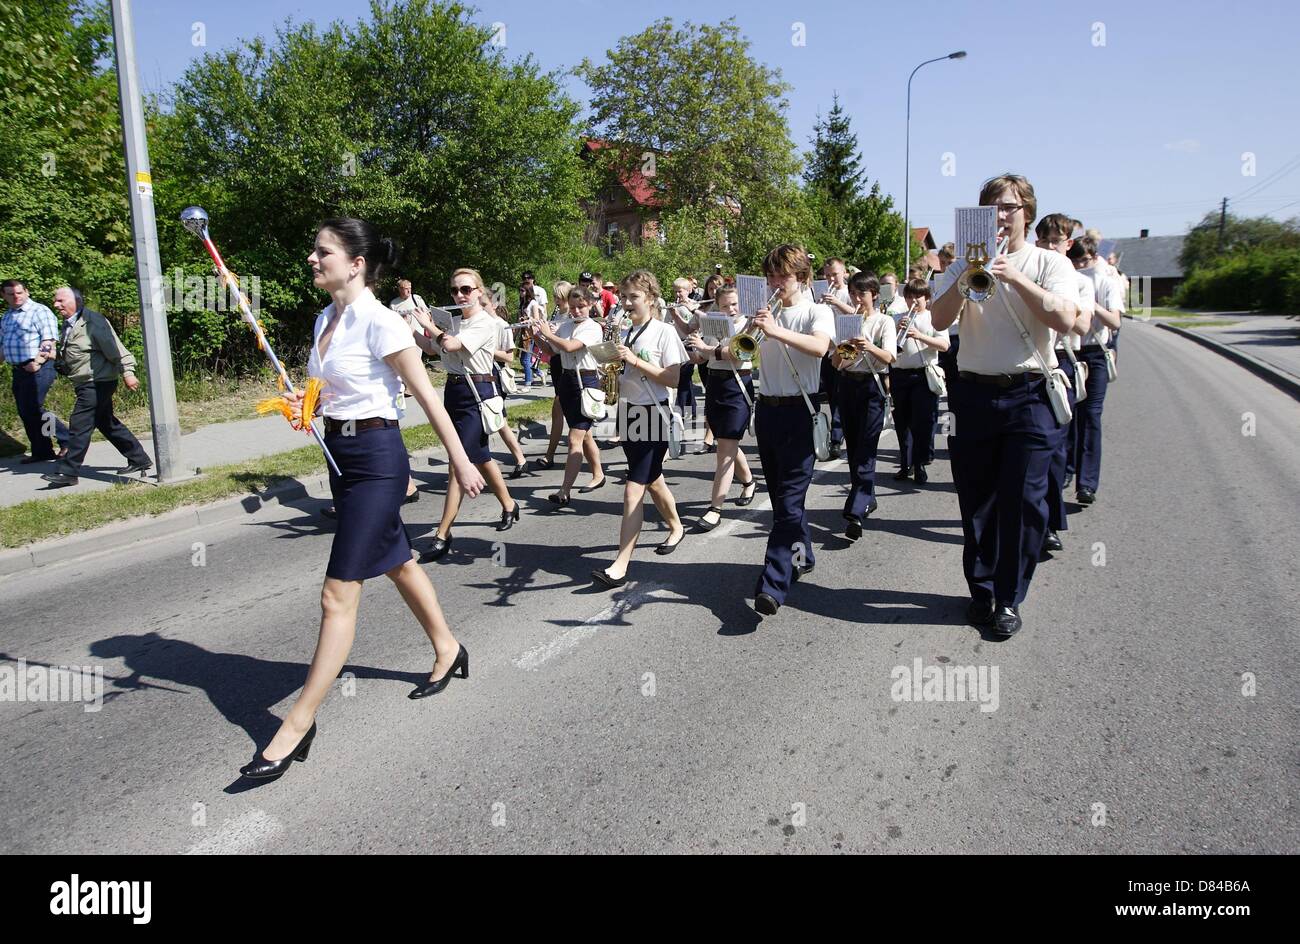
580,271,616,316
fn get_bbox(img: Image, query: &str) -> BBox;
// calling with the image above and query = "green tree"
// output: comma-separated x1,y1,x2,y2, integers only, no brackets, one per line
576,17,802,270
803,93,861,203
151,0,591,369
0,1,131,308
1179,210,1300,272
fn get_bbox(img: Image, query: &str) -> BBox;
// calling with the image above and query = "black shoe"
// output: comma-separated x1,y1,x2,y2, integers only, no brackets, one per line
421,533,453,562
913,464,928,484
320,505,337,519
507,462,526,480
754,592,779,616
40,473,78,487
409,644,469,699
533,456,553,470
1076,488,1096,506
736,479,757,506
703,442,717,454
655,530,685,555
592,568,628,588
1044,530,1063,552
547,492,570,507
698,506,723,531
579,477,607,492
863,499,879,517
966,598,995,627
992,604,1022,638
894,467,911,481
122,458,152,475
404,490,420,504
497,503,520,531
1063,473,1073,490
239,722,316,779
793,560,815,581
828,443,842,460
845,516,863,540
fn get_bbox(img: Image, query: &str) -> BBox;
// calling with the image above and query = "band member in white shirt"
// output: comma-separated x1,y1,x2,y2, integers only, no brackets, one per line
239,218,486,779
1034,213,1094,556
930,174,1078,638
751,245,835,616
879,273,910,314
1066,234,1122,507
818,257,854,459
412,268,521,562
538,281,572,469
682,285,757,530
531,288,607,504
488,303,528,479
890,279,948,483
832,271,895,539
668,277,702,428
591,270,688,588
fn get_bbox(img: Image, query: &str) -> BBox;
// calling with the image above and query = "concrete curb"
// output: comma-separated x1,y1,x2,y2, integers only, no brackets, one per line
1155,322,1300,402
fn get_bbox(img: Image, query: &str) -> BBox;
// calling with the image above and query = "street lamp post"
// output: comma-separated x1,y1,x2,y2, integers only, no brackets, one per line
905,50,966,278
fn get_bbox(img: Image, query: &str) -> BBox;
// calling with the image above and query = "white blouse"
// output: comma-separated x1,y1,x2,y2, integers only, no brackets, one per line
558,318,602,371
619,317,687,405
440,311,499,376
308,288,415,420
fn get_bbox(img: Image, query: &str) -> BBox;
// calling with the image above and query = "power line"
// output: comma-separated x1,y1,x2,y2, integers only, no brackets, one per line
1232,153,1300,202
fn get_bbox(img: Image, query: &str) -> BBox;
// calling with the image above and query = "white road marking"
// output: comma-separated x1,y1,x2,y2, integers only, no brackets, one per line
514,582,678,671
185,808,284,855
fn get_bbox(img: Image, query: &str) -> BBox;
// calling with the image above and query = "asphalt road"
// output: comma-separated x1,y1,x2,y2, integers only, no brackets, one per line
2,321,1296,854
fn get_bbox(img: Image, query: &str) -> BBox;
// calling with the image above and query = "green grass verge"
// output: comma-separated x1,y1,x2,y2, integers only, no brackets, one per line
0,396,553,549
1163,320,1242,329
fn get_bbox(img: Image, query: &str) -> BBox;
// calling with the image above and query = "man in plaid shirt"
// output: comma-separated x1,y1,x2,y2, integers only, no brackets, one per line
3,279,69,462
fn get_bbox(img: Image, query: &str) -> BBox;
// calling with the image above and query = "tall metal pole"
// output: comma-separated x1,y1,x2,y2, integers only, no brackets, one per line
904,51,966,278
111,0,183,482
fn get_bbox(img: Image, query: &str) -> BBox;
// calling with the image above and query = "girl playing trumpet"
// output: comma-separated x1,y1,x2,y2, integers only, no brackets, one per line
683,284,757,530
890,279,948,484
531,288,608,504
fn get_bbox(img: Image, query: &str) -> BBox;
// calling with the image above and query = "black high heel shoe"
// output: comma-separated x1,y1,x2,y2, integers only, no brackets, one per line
239,722,316,779
497,503,521,531
409,645,469,699
736,480,757,506
420,533,453,562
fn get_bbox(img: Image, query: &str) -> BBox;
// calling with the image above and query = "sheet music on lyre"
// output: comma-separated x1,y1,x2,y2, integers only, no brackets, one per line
429,308,462,334
735,275,768,315
700,314,734,341
954,206,998,262
811,279,829,299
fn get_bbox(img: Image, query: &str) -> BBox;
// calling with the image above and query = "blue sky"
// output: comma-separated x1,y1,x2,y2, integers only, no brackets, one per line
131,0,1300,244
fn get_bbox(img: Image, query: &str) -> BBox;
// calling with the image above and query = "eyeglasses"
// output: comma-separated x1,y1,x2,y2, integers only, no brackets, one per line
993,203,1025,215
451,285,475,295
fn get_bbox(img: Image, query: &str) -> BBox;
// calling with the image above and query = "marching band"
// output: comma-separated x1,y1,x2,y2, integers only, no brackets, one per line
235,171,1129,776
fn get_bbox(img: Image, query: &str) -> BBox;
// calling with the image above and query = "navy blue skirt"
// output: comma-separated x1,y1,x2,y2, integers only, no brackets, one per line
620,401,670,485
704,367,753,440
325,423,412,581
558,368,602,431
444,376,495,464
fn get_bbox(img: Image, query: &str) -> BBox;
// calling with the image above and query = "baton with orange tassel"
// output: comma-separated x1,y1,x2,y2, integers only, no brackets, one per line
180,206,341,476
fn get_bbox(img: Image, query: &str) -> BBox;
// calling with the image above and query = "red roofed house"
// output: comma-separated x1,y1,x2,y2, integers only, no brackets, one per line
912,226,941,273
582,139,665,252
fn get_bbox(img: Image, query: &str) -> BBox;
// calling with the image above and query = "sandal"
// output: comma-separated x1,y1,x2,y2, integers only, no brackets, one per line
698,506,723,531
736,480,757,506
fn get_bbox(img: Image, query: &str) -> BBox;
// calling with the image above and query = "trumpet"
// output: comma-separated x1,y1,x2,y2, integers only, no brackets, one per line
896,297,922,352
729,290,780,361
957,237,1010,302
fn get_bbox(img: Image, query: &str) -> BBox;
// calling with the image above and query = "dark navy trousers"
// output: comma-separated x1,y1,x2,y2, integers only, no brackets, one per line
754,400,816,605
838,373,886,520
949,374,1065,606
1072,346,1110,492
890,367,938,469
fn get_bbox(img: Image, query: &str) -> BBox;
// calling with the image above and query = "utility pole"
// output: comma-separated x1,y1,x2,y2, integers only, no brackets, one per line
111,0,183,482
1218,196,1228,251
